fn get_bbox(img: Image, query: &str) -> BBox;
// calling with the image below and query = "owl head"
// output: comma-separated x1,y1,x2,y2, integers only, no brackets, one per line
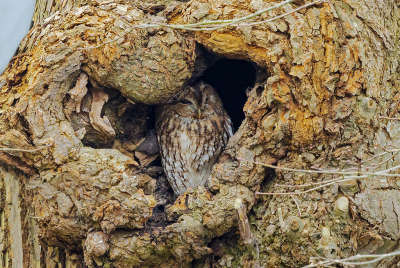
166,81,224,120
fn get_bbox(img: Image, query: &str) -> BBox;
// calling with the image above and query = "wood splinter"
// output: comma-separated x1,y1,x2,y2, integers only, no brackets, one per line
89,87,116,137
234,198,255,246
64,73,89,120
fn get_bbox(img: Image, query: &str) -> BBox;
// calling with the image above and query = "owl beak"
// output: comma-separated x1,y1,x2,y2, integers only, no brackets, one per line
198,109,202,119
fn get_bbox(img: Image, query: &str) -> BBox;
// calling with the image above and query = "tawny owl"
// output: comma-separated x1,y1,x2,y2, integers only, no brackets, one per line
156,81,233,195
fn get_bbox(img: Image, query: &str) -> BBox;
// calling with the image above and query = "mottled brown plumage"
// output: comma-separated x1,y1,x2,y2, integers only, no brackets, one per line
156,81,233,195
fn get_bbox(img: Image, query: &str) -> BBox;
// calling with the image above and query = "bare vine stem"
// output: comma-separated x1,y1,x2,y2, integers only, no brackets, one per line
237,158,400,178
379,116,400,120
239,0,322,27
304,250,400,267
361,148,400,163
0,144,51,153
237,158,400,195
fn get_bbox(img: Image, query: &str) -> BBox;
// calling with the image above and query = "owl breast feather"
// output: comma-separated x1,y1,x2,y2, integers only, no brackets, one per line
156,103,233,196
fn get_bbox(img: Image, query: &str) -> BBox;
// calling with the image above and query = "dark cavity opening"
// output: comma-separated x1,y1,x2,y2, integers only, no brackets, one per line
201,58,256,131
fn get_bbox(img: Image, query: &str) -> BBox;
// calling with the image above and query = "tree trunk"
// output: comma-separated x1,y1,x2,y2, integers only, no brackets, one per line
1,0,399,267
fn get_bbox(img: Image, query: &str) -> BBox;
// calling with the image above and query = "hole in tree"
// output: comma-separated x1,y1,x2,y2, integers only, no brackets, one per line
201,58,257,131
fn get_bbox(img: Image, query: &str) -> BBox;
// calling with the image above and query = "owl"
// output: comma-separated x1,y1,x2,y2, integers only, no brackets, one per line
156,81,234,195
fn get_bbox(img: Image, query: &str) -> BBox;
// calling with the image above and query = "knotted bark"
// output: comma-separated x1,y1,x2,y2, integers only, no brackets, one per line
0,0,399,267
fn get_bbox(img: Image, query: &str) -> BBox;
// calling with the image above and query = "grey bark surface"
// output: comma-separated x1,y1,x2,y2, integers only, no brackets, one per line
0,0,399,267
2,168,23,268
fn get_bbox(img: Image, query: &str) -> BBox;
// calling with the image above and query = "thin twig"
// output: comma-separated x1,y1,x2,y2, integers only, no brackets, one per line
78,25,139,50
256,179,345,195
0,144,51,153
366,151,399,170
240,157,400,195
304,250,400,267
164,0,297,31
361,148,400,163
238,158,400,177
378,116,400,120
274,175,346,188
239,0,322,26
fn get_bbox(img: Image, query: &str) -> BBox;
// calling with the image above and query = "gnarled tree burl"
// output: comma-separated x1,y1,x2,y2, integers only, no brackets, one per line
0,0,400,267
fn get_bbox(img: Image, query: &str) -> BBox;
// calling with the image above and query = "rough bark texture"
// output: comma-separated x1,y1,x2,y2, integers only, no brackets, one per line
1,0,400,267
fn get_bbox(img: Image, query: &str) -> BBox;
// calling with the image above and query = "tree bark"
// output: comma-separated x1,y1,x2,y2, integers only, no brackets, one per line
1,0,400,267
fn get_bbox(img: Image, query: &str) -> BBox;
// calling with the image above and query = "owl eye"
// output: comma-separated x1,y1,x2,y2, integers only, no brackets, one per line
179,99,192,105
